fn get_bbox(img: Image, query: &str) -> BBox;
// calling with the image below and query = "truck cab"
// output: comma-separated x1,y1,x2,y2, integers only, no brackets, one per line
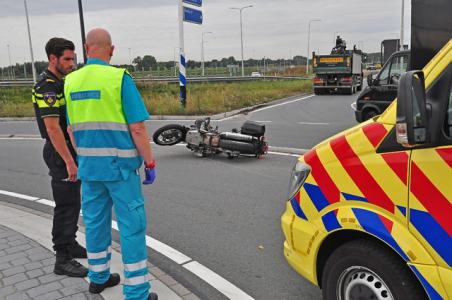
353,50,410,122
281,39,451,300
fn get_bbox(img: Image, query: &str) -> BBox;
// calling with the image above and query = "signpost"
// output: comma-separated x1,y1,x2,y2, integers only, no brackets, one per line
183,7,203,25
178,0,203,108
183,0,202,7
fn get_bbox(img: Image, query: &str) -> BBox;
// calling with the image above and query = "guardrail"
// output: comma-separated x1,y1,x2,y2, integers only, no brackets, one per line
0,76,308,87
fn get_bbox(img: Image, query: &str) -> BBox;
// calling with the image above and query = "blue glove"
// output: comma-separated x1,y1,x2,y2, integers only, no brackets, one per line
143,167,156,185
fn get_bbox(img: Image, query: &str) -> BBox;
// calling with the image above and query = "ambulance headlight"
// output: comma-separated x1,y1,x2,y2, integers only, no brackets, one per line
287,162,311,200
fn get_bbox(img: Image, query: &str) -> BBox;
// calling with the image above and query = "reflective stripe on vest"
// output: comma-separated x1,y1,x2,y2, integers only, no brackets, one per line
77,147,138,158
71,122,129,132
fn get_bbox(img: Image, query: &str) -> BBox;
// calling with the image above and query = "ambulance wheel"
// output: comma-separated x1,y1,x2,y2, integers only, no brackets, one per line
321,239,426,300
153,124,186,146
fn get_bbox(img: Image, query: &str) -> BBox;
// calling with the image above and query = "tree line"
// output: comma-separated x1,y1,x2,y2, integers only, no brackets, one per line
0,55,310,79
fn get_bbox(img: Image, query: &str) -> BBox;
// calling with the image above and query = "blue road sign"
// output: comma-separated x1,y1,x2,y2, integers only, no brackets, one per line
183,0,202,7
183,6,203,25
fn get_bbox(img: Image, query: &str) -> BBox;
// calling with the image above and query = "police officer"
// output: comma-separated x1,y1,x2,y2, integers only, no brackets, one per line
32,38,88,277
65,28,158,300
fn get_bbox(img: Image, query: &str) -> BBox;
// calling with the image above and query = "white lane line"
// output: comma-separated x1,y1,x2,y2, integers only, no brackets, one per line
0,188,254,300
267,151,301,157
36,199,56,207
298,122,330,125
145,235,192,265
250,94,315,114
183,261,254,300
252,120,272,123
149,120,196,122
0,190,39,201
0,137,42,140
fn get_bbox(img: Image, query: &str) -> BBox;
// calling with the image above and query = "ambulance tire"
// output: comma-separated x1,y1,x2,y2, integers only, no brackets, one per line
321,239,426,300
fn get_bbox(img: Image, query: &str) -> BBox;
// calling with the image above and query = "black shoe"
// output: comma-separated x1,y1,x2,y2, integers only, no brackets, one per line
148,292,158,300
89,273,121,294
68,242,87,259
54,257,88,277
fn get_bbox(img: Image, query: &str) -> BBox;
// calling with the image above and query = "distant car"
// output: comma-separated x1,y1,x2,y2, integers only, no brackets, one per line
251,72,262,77
366,65,376,70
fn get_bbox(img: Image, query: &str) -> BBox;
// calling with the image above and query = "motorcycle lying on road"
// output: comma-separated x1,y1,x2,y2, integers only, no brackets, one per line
152,118,268,159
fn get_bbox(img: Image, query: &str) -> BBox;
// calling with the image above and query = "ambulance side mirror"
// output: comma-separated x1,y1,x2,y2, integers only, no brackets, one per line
396,70,429,147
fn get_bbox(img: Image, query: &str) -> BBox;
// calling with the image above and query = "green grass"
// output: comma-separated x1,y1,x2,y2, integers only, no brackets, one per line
0,80,312,117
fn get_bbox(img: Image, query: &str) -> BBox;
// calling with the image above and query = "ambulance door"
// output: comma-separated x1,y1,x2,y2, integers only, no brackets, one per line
407,76,452,269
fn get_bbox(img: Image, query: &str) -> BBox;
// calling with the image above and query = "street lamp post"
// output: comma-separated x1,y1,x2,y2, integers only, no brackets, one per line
230,5,253,77
201,31,212,77
6,44,13,79
400,0,405,49
24,0,37,82
77,0,87,63
306,18,321,75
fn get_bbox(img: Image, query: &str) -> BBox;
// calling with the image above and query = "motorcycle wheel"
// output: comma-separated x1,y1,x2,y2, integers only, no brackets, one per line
153,124,186,146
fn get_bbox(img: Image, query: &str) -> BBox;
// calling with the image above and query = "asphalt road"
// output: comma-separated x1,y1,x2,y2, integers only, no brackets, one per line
0,91,360,299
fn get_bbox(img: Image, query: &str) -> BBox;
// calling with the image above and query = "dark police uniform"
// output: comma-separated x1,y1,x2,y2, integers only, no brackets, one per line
32,70,81,254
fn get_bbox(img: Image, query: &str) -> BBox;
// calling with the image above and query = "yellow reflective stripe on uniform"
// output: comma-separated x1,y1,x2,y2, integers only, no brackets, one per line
34,99,61,109
87,246,112,259
124,273,151,286
123,260,147,272
72,122,129,132
77,147,138,158
89,261,111,272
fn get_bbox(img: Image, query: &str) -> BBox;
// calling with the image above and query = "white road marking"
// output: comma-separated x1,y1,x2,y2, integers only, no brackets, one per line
252,120,272,123
0,137,42,140
298,122,330,125
36,199,56,207
268,151,301,157
250,94,315,114
183,261,254,300
0,188,255,300
145,235,192,265
0,190,39,201
148,119,196,122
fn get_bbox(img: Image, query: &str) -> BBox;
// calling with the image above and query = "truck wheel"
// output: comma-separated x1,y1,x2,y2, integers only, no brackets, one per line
357,84,363,91
314,88,321,95
321,239,426,300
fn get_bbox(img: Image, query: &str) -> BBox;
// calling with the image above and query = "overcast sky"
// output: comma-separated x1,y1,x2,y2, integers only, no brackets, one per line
0,0,411,67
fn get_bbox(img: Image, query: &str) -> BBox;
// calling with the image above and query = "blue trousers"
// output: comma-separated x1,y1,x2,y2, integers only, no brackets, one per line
82,171,150,300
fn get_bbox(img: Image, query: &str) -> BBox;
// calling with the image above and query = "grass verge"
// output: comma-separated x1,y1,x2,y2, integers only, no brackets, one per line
0,79,311,117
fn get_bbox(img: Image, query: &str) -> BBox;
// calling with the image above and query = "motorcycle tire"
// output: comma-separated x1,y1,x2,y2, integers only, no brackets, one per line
153,124,187,146
219,139,256,155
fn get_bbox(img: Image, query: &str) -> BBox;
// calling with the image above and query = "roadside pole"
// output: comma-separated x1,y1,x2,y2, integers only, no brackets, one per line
178,0,187,108
179,0,203,108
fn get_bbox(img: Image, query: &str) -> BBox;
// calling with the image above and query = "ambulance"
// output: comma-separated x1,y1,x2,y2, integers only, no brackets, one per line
281,1,451,299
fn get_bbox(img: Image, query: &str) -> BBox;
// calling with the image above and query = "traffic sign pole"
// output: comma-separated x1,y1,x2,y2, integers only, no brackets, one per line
178,0,187,107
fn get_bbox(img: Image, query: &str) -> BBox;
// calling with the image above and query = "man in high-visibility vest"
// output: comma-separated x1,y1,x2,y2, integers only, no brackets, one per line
65,28,158,300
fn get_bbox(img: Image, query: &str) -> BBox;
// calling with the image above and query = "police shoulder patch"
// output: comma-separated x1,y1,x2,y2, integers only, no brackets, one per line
43,92,57,107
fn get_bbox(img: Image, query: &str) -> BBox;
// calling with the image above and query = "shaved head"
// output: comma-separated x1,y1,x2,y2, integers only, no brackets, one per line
85,28,114,62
